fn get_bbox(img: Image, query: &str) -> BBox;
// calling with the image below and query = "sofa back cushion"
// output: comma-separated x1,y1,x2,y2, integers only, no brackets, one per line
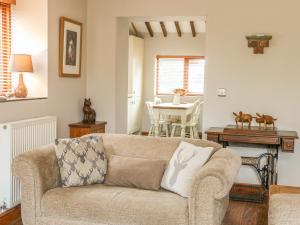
104,155,166,190
89,134,221,162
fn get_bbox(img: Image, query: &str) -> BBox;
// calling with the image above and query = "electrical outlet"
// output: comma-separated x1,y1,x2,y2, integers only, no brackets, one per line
217,88,227,97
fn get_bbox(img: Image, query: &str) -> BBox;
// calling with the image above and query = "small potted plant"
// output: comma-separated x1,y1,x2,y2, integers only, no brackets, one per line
173,88,187,105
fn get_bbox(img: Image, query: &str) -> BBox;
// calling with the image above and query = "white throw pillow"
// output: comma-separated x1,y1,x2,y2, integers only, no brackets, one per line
161,141,213,197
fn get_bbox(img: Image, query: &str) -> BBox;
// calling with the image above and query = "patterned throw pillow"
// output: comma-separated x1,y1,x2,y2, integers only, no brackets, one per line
55,136,107,187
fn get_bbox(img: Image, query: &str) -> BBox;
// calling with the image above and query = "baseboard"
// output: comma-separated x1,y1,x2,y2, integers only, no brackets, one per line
0,204,21,225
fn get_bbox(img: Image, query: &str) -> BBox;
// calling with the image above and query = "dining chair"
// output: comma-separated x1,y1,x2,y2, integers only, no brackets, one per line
154,97,162,104
145,101,171,137
170,100,203,139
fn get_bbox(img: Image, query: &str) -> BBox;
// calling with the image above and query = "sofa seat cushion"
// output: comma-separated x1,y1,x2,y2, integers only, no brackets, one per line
269,194,300,225
41,184,188,225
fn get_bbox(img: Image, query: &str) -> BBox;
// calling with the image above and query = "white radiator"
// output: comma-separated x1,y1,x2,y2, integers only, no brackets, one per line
0,116,57,208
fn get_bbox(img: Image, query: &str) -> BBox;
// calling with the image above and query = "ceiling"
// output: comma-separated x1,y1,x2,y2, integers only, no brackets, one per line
129,16,206,37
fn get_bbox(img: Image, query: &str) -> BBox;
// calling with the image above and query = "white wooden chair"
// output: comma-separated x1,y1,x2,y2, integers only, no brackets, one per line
146,101,171,137
171,100,203,139
154,97,162,104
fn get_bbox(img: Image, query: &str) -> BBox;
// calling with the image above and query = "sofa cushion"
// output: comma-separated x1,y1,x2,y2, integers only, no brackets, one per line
55,136,107,187
84,134,222,162
269,194,300,225
161,141,214,197
41,184,188,225
105,155,166,190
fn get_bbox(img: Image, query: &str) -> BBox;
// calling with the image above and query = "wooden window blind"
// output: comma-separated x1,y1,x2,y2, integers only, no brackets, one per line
0,2,12,95
156,56,205,95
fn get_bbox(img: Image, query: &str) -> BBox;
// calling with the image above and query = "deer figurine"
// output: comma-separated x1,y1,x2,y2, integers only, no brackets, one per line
83,98,96,124
256,113,277,129
233,111,253,128
169,148,196,186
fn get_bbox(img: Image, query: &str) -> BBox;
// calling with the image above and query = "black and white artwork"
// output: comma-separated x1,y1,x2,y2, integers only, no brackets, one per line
59,17,82,77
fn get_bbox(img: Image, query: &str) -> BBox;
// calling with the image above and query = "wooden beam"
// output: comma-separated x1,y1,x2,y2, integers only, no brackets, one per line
190,21,196,37
145,22,154,37
160,21,167,37
175,21,182,37
131,22,139,37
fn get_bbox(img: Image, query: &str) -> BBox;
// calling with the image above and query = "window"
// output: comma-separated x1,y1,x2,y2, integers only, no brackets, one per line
0,2,12,95
156,56,205,95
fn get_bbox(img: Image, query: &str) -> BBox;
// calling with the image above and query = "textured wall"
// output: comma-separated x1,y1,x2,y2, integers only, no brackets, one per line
0,0,87,138
86,0,300,186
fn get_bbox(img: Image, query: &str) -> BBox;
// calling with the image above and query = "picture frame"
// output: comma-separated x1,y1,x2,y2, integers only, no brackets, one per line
59,17,83,77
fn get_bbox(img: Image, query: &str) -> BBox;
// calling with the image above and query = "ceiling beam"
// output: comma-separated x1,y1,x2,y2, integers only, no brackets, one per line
131,22,139,37
160,21,167,37
190,21,196,37
145,22,154,37
175,21,182,37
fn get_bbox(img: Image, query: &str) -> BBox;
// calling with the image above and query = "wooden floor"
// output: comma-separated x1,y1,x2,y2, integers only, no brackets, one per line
4,199,268,225
223,199,268,225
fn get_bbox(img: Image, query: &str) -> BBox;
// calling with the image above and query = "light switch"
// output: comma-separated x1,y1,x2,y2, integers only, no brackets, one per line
217,88,227,97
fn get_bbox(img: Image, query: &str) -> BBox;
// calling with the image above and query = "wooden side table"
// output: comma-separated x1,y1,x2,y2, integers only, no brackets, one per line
69,121,107,138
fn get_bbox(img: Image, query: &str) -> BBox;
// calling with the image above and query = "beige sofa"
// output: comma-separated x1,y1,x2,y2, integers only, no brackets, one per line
269,185,300,225
13,134,241,225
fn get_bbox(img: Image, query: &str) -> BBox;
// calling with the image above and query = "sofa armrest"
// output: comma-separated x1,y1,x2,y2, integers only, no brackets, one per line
12,145,61,225
189,148,241,225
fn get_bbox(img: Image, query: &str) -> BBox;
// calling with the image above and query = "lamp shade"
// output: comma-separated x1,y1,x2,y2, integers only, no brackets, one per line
9,54,33,73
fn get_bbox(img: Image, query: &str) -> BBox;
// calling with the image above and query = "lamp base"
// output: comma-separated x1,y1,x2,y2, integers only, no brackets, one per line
14,73,28,98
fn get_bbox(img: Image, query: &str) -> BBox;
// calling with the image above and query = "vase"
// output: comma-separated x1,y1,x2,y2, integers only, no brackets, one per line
173,94,181,105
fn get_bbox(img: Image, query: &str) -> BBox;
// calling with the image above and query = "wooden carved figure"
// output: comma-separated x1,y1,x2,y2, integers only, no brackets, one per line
256,113,277,129
233,111,253,128
83,98,96,124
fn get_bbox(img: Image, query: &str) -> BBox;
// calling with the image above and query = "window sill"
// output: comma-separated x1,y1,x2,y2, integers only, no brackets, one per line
0,96,48,103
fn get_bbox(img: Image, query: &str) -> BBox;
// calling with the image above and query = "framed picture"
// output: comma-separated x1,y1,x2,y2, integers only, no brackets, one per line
59,17,82,77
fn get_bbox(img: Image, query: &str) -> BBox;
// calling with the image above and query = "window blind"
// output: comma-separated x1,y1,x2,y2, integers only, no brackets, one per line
156,56,205,95
0,2,12,95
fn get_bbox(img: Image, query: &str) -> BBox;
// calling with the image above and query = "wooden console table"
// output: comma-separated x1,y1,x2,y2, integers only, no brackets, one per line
69,121,107,138
206,125,298,202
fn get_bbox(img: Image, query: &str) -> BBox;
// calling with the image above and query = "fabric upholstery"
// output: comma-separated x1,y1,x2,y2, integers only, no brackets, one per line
189,148,242,225
269,194,300,225
161,141,214,197
13,134,241,225
55,136,107,187
41,184,188,225
88,134,222,161
105,155,166,190
12,145,60,225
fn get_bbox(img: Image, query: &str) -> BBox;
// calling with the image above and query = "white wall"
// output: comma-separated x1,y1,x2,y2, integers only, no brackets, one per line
0,0,87,138
86,0,300,186
141,33,206,132
115,18,129,133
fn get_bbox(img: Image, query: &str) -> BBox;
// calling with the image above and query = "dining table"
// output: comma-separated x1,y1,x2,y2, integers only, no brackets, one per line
152,102,195,138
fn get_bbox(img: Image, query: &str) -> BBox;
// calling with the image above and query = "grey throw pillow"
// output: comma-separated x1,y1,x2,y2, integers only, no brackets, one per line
55,136,107,187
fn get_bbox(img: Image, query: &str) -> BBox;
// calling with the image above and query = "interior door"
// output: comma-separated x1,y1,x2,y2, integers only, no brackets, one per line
127,35,144,134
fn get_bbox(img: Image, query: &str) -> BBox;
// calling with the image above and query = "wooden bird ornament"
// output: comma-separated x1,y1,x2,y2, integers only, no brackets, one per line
256,113,277,129
233,111,253,128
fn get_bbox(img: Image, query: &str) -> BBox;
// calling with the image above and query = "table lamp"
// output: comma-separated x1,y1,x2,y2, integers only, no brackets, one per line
9,54,33,98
